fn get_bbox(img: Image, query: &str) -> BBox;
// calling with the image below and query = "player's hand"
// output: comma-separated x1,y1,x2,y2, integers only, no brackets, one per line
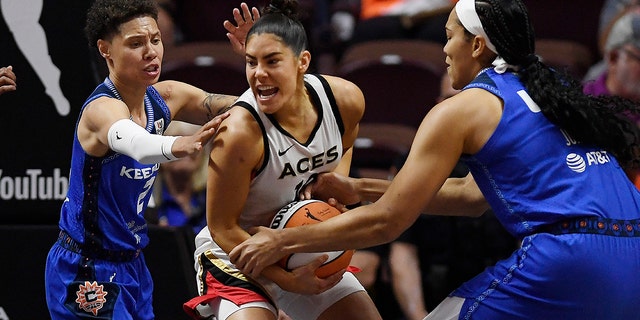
0,66,17,95
172,112,229,158
223,2,261,55
229,226,285,278
300,172,361,208
280,255,345,295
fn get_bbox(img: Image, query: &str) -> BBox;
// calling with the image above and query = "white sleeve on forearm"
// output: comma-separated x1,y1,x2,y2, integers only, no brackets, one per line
107,119,179,164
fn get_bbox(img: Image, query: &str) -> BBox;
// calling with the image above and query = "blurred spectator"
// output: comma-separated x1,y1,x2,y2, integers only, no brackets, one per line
598,0,640,54
315,0,456,73
584,7,640,101
583,8,640,189
348,0,455,46
584,0,640,81
155,0,182,49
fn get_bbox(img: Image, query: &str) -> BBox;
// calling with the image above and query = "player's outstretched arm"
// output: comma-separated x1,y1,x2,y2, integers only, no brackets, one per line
301,172,391,207
224,2,261,55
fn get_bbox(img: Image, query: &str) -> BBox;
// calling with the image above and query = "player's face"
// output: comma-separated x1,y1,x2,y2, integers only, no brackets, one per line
245,33,306,114
102,16,163,87
443,9,477,90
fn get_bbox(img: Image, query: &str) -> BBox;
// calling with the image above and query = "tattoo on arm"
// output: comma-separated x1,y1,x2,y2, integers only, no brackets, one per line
202,93,238,120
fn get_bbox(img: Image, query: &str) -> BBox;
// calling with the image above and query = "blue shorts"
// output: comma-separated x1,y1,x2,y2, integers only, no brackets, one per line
451,232,640,319
45,243,154,319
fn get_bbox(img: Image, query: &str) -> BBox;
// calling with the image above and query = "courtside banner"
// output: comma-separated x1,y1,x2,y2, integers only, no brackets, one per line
0,0,101,224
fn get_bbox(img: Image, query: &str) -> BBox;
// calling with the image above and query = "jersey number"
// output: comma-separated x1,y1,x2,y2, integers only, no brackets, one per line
137,176,155,215
294,173,318,200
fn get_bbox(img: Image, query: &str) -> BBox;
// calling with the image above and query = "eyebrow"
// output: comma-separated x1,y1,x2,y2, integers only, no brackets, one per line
124,30,160,40
245,52,282,60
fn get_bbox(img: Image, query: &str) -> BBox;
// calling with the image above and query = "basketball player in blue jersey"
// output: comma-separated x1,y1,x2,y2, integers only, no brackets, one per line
183,1,382,319
43,0,249,318
229,0,640,319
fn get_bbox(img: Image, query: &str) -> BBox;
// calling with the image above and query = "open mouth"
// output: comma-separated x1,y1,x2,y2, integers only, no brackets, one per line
144,65,159,73
257,85,278,99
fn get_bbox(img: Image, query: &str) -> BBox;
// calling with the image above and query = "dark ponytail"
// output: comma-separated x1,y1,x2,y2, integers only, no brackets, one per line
477,0,640,168
247,0,308,55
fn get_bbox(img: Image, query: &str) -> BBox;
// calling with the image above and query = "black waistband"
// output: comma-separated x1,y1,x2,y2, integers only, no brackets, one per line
57,230,141,262
539,216,640,237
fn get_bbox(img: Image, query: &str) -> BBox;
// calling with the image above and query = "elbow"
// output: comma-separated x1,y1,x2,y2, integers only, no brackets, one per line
372,213,407,244
468,196,490,218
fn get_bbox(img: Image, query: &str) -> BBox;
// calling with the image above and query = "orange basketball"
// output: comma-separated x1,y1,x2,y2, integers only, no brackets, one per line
270,200,354,278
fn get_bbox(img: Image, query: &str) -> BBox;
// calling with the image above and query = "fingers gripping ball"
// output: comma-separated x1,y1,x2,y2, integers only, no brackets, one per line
270,200,354,278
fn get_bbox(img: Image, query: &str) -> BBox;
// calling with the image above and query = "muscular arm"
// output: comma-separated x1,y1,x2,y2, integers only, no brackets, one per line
281,89,501,250
324,75,365,177
78,95,227,161
206,108,338,293
205,108,261,255
307,76,487,215
356,173,487,216
77,96,137,157
230,89,502,277
307,172,487,216
154,80,238,125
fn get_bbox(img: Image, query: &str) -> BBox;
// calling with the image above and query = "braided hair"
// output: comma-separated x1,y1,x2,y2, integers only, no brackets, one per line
247,0,308,56
473,0,640,168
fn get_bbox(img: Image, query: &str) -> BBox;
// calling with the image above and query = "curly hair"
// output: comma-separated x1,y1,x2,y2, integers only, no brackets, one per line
472,0,640,168
85,0,158,49
247,0,308,55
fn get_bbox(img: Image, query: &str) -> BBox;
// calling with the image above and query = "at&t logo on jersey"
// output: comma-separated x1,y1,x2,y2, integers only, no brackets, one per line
75,281,108,316
566,151,611,173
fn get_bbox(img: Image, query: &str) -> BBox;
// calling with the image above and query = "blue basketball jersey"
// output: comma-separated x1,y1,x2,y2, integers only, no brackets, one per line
449,69,640,319
461,69,640,239
59,77,171,251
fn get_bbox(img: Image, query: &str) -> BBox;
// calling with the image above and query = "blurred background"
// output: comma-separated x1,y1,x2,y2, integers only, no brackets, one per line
0,0,608,319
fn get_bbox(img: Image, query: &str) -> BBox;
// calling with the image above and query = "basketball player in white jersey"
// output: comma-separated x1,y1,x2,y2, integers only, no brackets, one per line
183,1,382,319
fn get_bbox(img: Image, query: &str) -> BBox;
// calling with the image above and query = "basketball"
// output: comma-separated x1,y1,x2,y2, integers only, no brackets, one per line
270,199,354,278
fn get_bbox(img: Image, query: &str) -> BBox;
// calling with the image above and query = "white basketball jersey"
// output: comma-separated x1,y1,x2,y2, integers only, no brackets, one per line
235,74,345,229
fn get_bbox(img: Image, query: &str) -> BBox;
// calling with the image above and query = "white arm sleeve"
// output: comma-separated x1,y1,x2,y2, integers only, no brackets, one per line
107,119,179,164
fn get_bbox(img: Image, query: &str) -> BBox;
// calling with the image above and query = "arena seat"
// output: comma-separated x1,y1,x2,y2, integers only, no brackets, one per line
161,41,248,96
352,123,417,179
536,39,595,80
337,39,446,129
175,0,267,43
523,0,604,60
